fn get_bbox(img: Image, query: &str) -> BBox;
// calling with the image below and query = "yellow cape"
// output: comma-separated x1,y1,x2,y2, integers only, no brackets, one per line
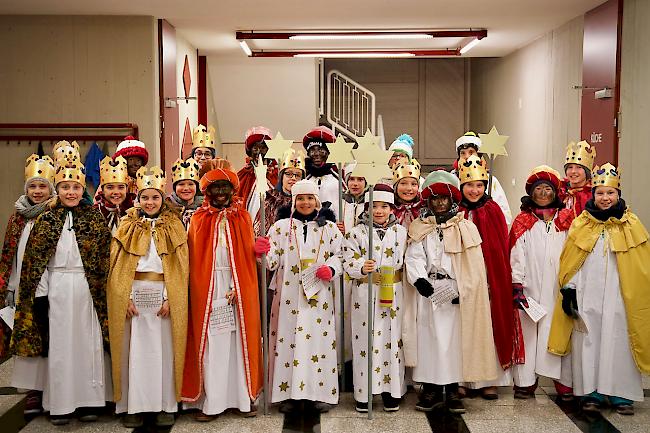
547,209,650,375
107,206,189,402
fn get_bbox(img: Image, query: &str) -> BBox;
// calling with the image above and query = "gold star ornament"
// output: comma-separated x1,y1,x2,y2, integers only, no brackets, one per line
264,132,295,161
478,126,509,158
326,135,355,165
351,129,392,185
254,155,270,196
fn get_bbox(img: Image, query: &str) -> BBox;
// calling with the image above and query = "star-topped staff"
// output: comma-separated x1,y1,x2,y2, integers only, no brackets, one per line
264,132,295,161
478,126,509,196
325,134,354,391
349,129,391,420
252,153,272,416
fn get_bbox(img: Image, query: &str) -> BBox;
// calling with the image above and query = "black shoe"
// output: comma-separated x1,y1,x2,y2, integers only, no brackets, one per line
77,407,100,422
446,396,466,414
381,393,400,412
312,401,332,413
279,399,301,414
355,400,368,413
415,392,443,412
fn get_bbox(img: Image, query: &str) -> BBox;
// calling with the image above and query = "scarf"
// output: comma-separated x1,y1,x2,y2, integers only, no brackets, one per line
394,196,422,228
94,195,133,231
356,213,398,240
420,202,460,225
306,159,337,178
14,196,53,220
585,198,626,221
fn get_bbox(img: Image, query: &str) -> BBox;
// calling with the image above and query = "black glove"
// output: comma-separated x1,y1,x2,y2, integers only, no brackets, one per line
560,285,578,318
513,283,529,310
451,297,459,305
414,278,434,298
33,296,50,358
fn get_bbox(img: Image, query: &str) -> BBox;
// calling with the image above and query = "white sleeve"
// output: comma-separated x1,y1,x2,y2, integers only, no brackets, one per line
342,228,366,280
35,269,49,298
266,222,282,272
491,176,512,225
405,239,429,285
510,235,526,286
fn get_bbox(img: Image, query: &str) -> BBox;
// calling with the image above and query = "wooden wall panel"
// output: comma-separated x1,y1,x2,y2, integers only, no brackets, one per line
423,59,465,164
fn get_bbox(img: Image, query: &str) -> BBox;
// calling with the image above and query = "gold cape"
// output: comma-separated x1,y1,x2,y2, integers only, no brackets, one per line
404,213,498,381
547,209,650,375
107,206,189,402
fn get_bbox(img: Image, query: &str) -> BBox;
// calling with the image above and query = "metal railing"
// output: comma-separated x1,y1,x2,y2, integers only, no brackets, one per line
327,70,376,138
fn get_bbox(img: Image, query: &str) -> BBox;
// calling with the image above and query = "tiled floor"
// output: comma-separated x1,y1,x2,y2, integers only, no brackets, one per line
2,355,649,433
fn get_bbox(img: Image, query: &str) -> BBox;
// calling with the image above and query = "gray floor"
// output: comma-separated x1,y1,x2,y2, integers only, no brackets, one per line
2,356,649,433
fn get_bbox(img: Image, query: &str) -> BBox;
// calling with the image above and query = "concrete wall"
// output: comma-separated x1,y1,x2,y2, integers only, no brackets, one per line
619,0,650,225
470,17,584,213
207,56,319,170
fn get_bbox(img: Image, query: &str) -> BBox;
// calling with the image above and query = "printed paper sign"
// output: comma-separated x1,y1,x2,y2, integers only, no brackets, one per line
210,298,236,335
522,297,547,323
132,286,163,313
0,306,15,330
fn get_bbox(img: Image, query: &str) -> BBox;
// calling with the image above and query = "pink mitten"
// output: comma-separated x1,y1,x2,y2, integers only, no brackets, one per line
315,265,334,282
254,236,271,257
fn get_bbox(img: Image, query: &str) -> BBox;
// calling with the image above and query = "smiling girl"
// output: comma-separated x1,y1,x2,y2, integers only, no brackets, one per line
94,156,133,234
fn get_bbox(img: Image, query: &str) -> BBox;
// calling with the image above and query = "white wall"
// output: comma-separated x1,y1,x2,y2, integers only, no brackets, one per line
207,56,319,170
619,0,650,225
176,33,198,159
470,17,583,212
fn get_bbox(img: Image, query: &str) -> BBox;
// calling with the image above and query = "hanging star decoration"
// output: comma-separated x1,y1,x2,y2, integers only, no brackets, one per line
326,135,355,165
351,129,392,185
254,154,270,196
264,132,295,161
478,126,509,158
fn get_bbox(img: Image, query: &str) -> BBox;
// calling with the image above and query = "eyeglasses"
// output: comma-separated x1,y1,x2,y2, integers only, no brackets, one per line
194,151,213,159
283,172,302,179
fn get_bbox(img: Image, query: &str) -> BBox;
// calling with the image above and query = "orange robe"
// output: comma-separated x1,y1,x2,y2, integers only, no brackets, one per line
181,197,263,402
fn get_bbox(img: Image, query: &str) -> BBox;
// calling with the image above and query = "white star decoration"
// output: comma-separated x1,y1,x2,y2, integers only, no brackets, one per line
351,129,392,185
254,155,270,196
264,132,295,161
479,126,509,158
326,135,355,165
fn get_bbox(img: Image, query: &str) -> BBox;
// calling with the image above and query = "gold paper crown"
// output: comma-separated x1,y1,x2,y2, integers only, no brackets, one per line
565,140,596,171
25,154,56,184
100,156,129,186
54,156,86,187
171,158,200,184
192,124,217,150
53,140,81,167
280,148,306,173
592,162,621,189
392,158,421,184
136,166,166,192
458,154,489,185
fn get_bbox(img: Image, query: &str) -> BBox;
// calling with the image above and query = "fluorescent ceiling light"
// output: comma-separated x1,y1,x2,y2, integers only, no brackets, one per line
290,33,433,41
294,52,416,58
239,40,252,56
460,38,481,54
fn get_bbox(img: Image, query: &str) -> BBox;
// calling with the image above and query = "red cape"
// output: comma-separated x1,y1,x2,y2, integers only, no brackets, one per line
509,208,574,250
181,198,262,401
460,199,525,369
237,159,279,208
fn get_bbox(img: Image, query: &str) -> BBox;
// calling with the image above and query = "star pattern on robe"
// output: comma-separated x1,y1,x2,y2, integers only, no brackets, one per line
375,367,381,373
293,359,299,367
306,334,312,340
354,302,360,309
360,247,367,256
311,355,319,363
279,382,289,392
331,388,337,396
390,309,397,319
308,299,318,308
385,342,391,350
284,362,290,368
291,265,300,275
384,248,394,258
322,302,329,311
299,381,306,391
381,311,387,319
360,350,366,358
383,375,391,384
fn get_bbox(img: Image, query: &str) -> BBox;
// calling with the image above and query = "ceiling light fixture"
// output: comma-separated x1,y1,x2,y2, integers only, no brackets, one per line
294,52,416,58
289,33,433,41
239,40,252,56
460,38,481,54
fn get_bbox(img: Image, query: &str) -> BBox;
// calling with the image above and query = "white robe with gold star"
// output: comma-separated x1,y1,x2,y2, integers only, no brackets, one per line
266,217,343,404
344,222,407,403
